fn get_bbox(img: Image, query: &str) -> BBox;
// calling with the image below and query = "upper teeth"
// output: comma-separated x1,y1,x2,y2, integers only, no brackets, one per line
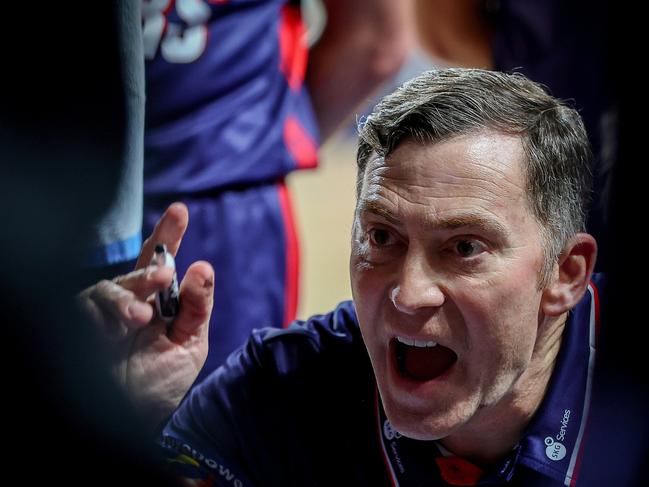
396,336,437,347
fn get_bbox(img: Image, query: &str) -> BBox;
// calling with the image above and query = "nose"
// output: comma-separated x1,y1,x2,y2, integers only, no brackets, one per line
390,249,445,314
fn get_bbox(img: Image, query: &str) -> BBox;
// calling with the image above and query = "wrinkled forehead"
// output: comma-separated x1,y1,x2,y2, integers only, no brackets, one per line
357,133,528,205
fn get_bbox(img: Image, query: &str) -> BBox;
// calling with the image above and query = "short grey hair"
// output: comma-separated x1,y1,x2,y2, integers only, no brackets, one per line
356,68,592,285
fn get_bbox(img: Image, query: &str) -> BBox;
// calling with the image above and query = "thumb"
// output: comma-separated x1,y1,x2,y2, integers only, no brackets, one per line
168,261,214,346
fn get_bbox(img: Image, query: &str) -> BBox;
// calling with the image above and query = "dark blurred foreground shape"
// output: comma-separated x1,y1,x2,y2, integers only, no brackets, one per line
1,2,177,484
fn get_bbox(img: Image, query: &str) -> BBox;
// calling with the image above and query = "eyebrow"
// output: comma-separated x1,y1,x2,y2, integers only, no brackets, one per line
356,199,402,225
439,214,510,238
357,199,510,238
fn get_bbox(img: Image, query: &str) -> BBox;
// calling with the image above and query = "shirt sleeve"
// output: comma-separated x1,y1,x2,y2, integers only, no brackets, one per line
156,301,360,486
157,331,272,487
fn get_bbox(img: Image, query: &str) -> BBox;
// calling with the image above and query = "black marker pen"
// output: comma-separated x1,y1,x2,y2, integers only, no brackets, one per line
151,243,179,322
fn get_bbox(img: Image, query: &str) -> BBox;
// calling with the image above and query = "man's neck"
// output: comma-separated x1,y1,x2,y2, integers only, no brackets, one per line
439,314,567,467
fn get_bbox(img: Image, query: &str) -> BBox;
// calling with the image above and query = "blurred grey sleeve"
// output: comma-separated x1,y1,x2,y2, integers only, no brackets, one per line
86,0,145,266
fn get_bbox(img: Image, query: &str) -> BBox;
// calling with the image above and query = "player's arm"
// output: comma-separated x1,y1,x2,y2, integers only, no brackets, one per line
306,0,414,140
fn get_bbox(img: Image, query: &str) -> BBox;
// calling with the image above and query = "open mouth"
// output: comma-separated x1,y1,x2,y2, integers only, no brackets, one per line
393,336,458,382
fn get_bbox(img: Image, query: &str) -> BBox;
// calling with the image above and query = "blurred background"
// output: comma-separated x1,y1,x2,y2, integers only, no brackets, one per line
291,0,438,317
289,134,356,318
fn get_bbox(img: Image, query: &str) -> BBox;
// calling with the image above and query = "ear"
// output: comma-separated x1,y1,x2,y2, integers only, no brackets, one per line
541,233,597,316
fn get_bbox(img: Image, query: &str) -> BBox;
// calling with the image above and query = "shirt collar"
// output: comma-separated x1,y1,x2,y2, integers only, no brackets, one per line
514,276,602,486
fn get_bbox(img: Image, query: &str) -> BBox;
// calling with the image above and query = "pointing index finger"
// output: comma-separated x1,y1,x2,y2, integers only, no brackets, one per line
135,202,188,270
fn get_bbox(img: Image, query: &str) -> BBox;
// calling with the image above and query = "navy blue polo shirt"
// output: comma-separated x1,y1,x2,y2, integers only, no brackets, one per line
160,275,603,486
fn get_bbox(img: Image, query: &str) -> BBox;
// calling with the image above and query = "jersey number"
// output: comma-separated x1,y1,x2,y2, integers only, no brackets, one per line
142,0,211,63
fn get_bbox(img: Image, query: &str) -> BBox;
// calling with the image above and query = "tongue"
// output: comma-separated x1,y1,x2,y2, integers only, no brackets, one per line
402,345,457,381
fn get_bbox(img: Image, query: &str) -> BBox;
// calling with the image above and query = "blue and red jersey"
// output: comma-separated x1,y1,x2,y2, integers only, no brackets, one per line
159,274,604,486
142,0,319,196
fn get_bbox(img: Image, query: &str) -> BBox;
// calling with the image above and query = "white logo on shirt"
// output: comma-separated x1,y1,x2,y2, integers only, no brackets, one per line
545,436,567,461
544,408,571,461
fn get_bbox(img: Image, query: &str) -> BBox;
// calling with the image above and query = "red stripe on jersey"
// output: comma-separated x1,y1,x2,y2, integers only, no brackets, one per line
278,4,308,91
283,115,318,169
277,181,300,327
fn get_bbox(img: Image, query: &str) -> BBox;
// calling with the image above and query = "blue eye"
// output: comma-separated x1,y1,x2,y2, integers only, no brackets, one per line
455,239,483,257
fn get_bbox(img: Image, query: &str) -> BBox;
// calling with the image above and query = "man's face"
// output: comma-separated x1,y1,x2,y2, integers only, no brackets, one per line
350,132,549,440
